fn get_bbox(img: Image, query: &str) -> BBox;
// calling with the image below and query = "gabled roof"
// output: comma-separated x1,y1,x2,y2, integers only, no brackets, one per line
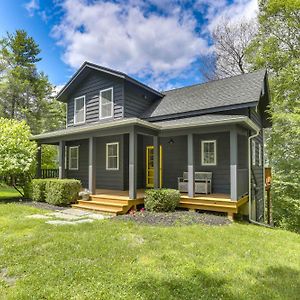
57,61,163,102
143,69,267,119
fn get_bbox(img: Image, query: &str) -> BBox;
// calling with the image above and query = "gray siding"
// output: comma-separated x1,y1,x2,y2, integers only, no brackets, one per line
237,133,249,198
67,71,124,126
194,133,230,194
160,135,188,189
156,133,230,194
124,82,158,118
250,107,265,221
66,139,89,188
95,135,125,190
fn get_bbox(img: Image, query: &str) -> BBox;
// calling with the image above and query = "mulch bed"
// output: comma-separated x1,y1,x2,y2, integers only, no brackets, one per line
116,211,231,226
1,198,65,211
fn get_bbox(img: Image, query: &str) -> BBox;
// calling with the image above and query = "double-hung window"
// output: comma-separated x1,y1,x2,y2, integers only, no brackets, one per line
100,87,113,119
201,140,217,166
74,96,85,124
106,142,119,170
69,146,79,170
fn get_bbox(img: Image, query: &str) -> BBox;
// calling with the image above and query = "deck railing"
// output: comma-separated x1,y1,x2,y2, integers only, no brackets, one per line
41,169,59,179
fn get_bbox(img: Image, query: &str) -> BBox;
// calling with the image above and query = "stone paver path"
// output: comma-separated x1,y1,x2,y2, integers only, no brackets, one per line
26,208,111,225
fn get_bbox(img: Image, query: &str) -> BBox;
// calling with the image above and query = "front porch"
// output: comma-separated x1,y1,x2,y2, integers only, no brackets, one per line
72,188,249,218
34,119,253,218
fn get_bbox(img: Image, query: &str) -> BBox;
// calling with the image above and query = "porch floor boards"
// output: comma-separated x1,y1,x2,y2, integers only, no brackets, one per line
73,189,249,217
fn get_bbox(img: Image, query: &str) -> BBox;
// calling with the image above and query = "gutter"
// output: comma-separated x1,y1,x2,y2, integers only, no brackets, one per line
248,128,273,228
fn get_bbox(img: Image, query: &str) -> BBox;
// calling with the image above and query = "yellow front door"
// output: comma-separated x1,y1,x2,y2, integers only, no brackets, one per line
146,145,162,188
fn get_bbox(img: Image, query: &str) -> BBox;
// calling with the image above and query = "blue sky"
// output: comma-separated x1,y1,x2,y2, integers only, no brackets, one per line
0,0,257,91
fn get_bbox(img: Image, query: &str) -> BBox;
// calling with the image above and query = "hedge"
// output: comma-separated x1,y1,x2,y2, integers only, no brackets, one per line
30,179,81,206
144,189,180,212
31,179,47,202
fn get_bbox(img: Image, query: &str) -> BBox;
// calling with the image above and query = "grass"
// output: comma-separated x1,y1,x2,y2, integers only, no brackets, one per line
0,186,21,200
0,202,299,299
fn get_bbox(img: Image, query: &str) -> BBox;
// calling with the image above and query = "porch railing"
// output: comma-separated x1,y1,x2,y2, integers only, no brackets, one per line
237,169,248,198
41,169,59,179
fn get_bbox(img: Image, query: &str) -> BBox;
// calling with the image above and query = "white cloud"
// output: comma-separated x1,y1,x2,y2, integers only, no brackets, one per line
54,84,64,95
196,0,258,32
51,0,209,90
25,0,39,17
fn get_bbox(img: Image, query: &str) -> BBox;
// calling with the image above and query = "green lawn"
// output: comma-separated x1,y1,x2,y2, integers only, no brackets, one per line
0,186,21,200
0,203,299,299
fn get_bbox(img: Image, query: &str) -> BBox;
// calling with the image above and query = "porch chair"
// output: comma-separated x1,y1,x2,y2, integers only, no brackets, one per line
178,171,212,194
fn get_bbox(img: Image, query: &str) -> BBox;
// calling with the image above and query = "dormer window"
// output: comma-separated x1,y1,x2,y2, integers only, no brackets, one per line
100,87,113,119
74,96,86,124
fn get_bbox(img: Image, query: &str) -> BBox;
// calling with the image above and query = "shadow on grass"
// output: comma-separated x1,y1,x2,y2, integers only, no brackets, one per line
133,269,238,300
247,266,300,300
133,266,300,300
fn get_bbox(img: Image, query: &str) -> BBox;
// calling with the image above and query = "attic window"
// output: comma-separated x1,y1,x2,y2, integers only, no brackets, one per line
100,87,113,119
74,96,86,124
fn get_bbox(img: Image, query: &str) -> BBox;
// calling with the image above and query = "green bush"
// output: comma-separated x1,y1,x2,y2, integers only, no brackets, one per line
44,179,81,206
144,189,180,212
31,179,47,202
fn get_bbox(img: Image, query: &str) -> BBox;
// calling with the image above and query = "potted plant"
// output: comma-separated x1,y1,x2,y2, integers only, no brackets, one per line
79,189,91,201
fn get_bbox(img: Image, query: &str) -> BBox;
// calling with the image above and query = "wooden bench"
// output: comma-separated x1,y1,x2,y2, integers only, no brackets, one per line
178,172,212,194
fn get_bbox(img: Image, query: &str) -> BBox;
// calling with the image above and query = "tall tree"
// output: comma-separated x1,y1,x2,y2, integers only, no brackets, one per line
0,118,37,196
200,19,257,80
248,0,300,232
0,30,65,134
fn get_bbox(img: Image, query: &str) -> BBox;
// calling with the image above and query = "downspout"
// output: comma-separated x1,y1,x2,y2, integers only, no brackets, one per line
248,129,273,228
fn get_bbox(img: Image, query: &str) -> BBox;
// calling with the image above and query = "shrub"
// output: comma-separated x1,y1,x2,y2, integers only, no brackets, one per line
31,179,47,202
44,179,81,206
144,189,180,212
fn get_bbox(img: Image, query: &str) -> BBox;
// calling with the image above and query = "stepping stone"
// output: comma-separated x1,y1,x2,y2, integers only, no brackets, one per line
26,214,52,219
46,219,94,225
47,212,84,220
61,208,91,216
73,219,94,224
88,213,111,220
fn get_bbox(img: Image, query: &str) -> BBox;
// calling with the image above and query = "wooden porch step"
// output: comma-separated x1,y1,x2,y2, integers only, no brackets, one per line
90,197,130,205
78,200,128,208
72,203,124,215
91,194,144,201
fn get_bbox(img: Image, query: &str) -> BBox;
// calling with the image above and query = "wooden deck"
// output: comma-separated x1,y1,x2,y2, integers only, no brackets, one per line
73,189,248,218
179,193,249,219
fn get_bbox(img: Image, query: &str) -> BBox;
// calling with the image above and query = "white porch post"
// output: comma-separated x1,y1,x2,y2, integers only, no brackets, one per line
36,144,42,178
129,128,137,199
153,136,160,189
187,133,195,198
58,140,66,179
89,137,96,194
230,128,238,201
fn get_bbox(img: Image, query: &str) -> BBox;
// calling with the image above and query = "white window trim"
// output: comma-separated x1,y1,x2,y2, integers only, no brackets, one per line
258,143,262,167
99,87,114,120
252,141,256,166
69,146,79,170
106,142,119,170
74,95,86,125
201,140,217,166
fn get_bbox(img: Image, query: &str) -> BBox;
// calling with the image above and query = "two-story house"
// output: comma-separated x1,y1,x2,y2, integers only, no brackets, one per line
32,62,271,220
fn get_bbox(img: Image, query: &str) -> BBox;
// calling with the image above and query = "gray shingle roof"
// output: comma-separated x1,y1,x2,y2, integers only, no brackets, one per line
143,69,266,119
